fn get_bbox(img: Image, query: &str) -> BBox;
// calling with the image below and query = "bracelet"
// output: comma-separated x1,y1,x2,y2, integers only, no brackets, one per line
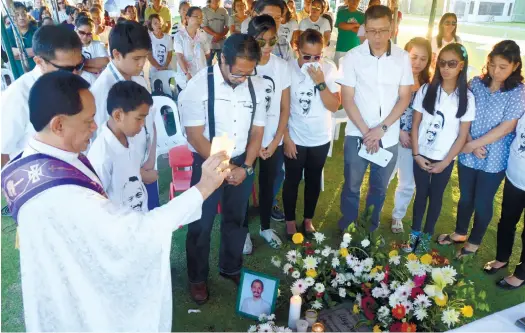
412,153,420,157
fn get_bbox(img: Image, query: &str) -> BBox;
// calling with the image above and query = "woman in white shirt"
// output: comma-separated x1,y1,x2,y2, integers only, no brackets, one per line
229,0,248,34
173,6,210,91
279,3,299,49
431,13,462,63
55,0,69,23
283,29,340,240
75,16,109,75
408,43,475,253
147,13,173,80
298,0,331,47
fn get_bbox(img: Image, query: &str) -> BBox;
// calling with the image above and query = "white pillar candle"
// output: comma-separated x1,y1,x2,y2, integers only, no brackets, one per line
288,295,302,329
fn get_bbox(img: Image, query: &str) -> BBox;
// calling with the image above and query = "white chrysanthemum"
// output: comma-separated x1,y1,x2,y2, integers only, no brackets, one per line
442,308,460,328
377,306,390,319
406,260,422,276
414,294,432,308
339,288,346,298
313,232,326,244
340,241,349,249
282,263,293,275
394,285,411,301
389,255,401,265
332,257,340,268
271,256,281,268
331,279,339,288
353,264,364,277
267,314,276,321
314,283,325,293
390,280,400,290
374,272,386,282
258,313,268,321
442,266,457,285
315,249,320,254
305,277,315,287
363,258,374,269
258,322,273,332
286,250,298,263
401,300,413,312
404,280,416,289
248,325,257,332
283,328,293,333
388,293,402,308
414,308,428,321
372,285,390,299
343,233,352,243
291,279,307,295
321,248,331,257
291,270,301,279
311,300,323,310
361,239,370,248
303,256,318,270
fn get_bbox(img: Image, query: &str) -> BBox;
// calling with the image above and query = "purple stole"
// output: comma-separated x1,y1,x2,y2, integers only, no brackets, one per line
1,152,107,223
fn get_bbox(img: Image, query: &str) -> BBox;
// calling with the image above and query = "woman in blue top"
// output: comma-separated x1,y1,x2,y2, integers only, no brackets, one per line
437,40,525,258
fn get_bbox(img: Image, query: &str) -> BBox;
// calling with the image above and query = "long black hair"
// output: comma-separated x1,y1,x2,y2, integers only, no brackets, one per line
436,13,458,48
422,42,469,118
481,40,523,92
404,37,432,86
247,14,277,38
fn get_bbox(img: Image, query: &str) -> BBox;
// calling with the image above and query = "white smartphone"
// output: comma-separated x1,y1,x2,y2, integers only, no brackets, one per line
358,144,394,168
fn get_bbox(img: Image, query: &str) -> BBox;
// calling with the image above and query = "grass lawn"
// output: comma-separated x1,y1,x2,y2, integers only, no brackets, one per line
2,124,524,331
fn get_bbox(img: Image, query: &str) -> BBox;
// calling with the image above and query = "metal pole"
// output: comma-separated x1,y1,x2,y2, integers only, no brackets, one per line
392,0,398,44
1,14,23,78
2,0,30,73
426,0,438,40
50,0,59,23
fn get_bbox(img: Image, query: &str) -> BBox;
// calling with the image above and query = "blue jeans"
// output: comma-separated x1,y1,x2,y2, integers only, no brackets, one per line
145,180,160,210
339,136,398,231
272,146,285,207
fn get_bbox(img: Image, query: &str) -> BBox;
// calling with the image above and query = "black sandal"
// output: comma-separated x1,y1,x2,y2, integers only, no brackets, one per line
456,246,477,260
483,261,509,275
496,278,525,290
436,234,466,246
301,220,316,240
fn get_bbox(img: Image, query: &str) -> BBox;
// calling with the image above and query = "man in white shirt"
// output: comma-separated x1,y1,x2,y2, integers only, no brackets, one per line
0,71,229,331
337,5,413,232
202,0,229,65
1,25,85,167
180,34,265,304
240,279,272,316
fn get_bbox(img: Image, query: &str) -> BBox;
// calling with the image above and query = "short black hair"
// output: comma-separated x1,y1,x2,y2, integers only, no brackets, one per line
29,71,91,132
66,5,77,16
254,0,285,14
109,20,151,58
75,16,94,28
13,1,27,12
364,5,392,24
251,279,264,289
32,25,82,60
221,33,261,66
298,29,323,48
116,16,128,24
247,14,277,38
107,81,153,115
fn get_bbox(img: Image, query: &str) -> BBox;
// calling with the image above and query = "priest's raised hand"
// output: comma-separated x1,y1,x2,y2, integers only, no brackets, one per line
195,151,231,200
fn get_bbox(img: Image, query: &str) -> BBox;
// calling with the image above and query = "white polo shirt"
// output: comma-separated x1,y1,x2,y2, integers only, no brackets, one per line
179,64,266,158
506,113,525,191
413,84,476,161
90,62,155,166
289,59,339,147
173,28,210,89
337,40,413,148
254,54,291,148
1,67,41,158
82,40,108,60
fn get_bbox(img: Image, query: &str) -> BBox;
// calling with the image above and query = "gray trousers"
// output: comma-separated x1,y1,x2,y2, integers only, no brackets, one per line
339,136,398,231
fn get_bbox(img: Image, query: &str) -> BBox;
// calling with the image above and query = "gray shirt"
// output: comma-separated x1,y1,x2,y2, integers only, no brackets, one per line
202,6,229,50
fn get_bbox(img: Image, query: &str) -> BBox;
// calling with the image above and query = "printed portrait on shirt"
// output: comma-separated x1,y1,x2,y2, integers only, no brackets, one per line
280,26,290,41
400,107,413,132
313,24,321,31
424,111,445,147
121,176,147,212
513,121,525,157
156,44,167,64
262,75,275,113
82,50,92,59
295,84,316,116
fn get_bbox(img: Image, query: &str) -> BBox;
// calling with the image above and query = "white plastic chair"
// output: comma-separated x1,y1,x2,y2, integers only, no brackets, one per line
328,108,349,157
1,68,15,91
152,96,187,165
150,69,178,100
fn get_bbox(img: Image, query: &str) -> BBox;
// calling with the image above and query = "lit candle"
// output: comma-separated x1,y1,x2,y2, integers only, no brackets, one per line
288,295,302,329
305,309,318,326
312,322,325,333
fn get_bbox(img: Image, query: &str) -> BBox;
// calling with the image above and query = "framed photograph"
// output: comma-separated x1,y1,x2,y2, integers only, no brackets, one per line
235,268,280,320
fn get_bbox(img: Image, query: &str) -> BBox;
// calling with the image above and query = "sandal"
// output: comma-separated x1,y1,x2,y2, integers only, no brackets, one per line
391,218,404,234
436,233,466,246
455,246,477,260
301,220,316,240
483,261,508,275
286,221,298,241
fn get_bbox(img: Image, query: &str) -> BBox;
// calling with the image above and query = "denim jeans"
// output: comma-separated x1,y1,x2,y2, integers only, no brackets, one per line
339,136,398,231
258,145,283,230
145,180,160,210
272,146,285,207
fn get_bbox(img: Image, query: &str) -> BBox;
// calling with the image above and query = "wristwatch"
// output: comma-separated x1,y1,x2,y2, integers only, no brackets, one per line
381,123,388,133
241,163,254,176
315,82,327,92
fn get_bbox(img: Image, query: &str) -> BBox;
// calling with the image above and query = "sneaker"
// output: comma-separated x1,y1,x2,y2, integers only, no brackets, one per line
243,234,253,255
271,206,285,222
402,232,420,253
260,228,282,249
416,233,431,254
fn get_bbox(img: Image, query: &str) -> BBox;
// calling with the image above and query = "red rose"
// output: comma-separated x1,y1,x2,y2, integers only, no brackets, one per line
401,322,417,332
392,304,406,320
306,249,315,255
390,322,402,332
361,296,376,320
316,292,324,298
304,242,312,248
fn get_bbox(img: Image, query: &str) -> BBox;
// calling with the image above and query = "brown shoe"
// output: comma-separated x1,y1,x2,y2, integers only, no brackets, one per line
189,282,209,305
219,272,241,286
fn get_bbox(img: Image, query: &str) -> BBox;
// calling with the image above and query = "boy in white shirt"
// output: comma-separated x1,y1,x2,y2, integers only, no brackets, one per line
88,81,153,212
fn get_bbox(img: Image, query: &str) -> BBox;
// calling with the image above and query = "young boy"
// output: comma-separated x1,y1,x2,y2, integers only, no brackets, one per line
90,20,159,210
88,81,153,212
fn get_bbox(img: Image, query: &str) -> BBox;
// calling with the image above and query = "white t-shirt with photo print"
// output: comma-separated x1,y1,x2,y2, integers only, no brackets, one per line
507,114,525,191
149,31,173,67
279,20,299,44
299,16,331,33
413,84,476,161
288,59,339,147
88,122,149,213
254,54,292,148
82,40,109,60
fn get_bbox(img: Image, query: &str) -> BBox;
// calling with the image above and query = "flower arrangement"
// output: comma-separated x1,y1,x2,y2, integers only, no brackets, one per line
247,314,292,333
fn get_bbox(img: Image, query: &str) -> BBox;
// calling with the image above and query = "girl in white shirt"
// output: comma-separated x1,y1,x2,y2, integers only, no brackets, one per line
147,13,173,78
283,29,340,240
75,16,109,75
298,0,331,47
173,6,210,91
279,3,299,48
408,43,475,253
431,13,462,63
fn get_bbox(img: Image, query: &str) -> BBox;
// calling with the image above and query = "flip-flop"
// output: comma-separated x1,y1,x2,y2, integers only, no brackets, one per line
455,246,477,260
436,234,466,246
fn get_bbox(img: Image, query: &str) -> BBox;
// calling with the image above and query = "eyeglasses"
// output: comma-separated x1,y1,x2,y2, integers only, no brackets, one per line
191,15,203,19
311,5,322,10
300,53,321,61
58,2,64,4
443,21,457,26
438,59,460,69
365,28,391,36
44,56,85,72
77,30,93,37
256,36,277,48
229,65,257,78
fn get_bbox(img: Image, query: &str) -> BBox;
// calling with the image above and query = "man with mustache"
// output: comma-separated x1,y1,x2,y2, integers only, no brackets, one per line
241,279,271,316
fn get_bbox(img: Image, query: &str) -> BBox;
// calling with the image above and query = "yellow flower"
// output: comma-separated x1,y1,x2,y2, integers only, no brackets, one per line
306,269,318,278
461,305,474,318
435,293,448,307
420,254,433,265
340,248,349,257
407,253,418,261
373,325,382,333
389,250,399,258
370,266,383,276
292,233,304,244
353,304,360,314
365,282,372,288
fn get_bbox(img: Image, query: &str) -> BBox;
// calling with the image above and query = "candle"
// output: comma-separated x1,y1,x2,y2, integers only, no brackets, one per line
288,295,302,329
296,319,309,332
312,322,325,333
305,309,318,326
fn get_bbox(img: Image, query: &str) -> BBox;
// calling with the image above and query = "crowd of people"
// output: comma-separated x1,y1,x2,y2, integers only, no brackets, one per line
1,0,525,330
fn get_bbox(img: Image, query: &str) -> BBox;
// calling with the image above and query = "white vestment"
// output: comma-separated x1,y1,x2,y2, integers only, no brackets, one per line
17,138,203,332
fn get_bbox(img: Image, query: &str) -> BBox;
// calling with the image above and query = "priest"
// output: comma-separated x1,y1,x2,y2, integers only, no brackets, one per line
1,71,230,331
